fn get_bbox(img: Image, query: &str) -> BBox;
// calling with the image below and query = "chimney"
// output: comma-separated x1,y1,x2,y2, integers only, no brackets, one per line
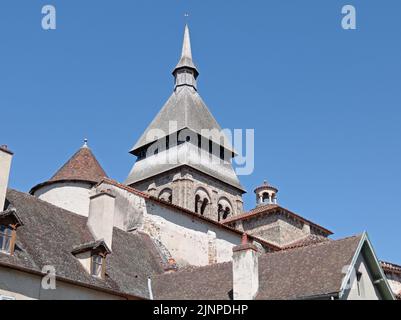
87,190,115,250
232,234,259,300
0,146,13,211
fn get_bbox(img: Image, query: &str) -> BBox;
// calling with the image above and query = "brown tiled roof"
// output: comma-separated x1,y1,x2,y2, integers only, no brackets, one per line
223,204,333,236
30,146,108,194
2,189,165,299
99,178,281,252
381,261,401,274
152,235,362,300
49,146,107,183
281,234,330,250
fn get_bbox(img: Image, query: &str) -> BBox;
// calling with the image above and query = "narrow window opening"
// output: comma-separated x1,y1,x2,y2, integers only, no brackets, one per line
0,226,13,254
91,254,104,278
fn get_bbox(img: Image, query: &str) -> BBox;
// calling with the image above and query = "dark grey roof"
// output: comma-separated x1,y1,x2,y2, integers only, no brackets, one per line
152,235,363,300
0,207,24,227
130,85,233,154
1,189,164,299
71,239,111,255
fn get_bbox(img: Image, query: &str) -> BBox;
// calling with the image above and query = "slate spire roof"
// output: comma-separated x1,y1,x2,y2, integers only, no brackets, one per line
126,25,243,191
30,141,107,193
173,24,199,76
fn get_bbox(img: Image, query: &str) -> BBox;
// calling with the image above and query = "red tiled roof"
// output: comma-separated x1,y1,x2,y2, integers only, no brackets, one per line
281,234,331,250
98,178,281,252
381,261,401,274
49,147,107,183
30,146,108,194
223,204,333,236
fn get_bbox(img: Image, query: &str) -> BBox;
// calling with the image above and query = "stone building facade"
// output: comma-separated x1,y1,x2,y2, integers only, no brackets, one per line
0,25,399,300
125,25,245,221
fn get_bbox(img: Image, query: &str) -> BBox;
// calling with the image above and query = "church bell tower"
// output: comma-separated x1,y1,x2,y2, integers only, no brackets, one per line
125,25,245,221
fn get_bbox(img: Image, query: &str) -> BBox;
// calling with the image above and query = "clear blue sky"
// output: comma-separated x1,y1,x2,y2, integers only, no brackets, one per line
1,1,400,263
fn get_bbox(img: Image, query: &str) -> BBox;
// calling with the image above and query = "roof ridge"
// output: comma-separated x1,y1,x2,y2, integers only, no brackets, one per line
273,234,362,254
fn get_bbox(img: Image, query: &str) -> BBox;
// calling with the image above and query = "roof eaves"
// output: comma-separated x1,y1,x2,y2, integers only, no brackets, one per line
224,205,333,236
338,232,395,300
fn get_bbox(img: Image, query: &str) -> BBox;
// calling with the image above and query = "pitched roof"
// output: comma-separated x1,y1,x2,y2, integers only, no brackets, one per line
30,144,107,194
152,235,363,300
381,261,401,274
71,240,111,255
129,25,235,156
281,234,330,250
129,86,234,154
50,145,107,183
1,189,164,299
223,203,333,236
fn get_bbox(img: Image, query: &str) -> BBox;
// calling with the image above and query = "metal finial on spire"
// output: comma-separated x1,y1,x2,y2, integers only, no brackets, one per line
83,138,88,148
173,24,199,90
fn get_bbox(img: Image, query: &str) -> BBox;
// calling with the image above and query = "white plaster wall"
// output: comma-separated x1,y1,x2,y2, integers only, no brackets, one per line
344,254,382,300
143,201,241,266
87,193,115,249
99,181,242,266
96,184,147,232
34,181,93,216
0,267,124,300
0,149,12,211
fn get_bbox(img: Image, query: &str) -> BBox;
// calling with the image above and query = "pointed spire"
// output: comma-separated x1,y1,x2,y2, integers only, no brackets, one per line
173,24,199,90
181,25,193,61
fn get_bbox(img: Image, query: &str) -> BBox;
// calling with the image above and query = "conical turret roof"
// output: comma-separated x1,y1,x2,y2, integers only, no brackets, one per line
30,140,107,194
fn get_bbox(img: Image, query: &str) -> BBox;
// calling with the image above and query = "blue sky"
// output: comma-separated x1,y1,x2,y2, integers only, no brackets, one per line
1,1,400,263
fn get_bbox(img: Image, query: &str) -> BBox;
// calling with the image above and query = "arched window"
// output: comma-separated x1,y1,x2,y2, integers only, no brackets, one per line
158,188,173,203
200,198,209,215
217,198,233,222
195,194,201,214
262,192,270,203
195,188,210,216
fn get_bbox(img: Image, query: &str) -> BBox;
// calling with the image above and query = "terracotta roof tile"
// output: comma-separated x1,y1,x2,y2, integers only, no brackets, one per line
223,204,333,236
30,146,108,194
381,261,401,274
50,146,107,183
152,235,362,300
281,234,330,250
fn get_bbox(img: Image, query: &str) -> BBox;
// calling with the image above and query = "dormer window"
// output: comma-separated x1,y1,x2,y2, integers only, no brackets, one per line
0,208,23,256
0,225,13,254
72,240,110,280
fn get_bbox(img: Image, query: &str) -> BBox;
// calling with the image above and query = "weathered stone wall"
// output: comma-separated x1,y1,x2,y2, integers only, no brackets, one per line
234,210,315,247
97,181,255,267
142,200,242,266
